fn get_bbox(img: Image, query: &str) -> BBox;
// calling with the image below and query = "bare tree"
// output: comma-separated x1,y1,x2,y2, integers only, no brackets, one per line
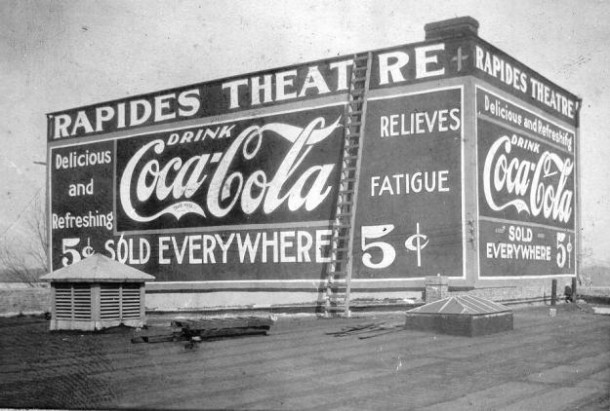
0,191,48,287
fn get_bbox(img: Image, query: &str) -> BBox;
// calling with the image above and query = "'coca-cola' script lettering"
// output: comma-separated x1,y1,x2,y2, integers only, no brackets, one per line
119,117,341,223
483,134,573,224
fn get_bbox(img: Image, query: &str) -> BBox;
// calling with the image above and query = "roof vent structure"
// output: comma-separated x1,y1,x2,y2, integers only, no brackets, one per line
41,254,155,331
405,295,513,337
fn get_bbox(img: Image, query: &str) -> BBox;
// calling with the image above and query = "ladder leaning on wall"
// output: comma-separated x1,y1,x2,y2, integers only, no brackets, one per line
324,52,372,317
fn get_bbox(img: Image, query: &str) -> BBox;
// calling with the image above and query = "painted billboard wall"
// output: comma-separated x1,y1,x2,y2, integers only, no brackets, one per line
353,87,464,280
51,105,348,281
47,31,579,292
48,37,474,283
476,86,576,278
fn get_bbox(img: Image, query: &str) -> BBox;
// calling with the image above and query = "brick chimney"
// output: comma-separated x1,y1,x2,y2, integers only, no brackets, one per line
424,16,479,40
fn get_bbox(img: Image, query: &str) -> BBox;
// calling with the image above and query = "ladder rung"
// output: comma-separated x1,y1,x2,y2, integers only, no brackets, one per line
348,110,363,116
327,284,343,290
327,276,347,282
329,292,347,297
331,236,349,243
334,210,352,216
354,54,369,61
331,235,349,245
333,216,351,222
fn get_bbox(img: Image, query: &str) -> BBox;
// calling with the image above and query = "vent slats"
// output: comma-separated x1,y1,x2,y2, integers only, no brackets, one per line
53,283,142,325
100,284,141,321
100,285,121,320
54,285,91,320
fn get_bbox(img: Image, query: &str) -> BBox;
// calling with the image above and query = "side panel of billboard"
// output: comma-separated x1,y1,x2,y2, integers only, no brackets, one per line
352,87,464,280
476,86,576,278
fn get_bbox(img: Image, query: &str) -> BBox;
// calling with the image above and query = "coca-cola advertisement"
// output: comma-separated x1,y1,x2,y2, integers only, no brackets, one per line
115,106,345,232
477,87,576,277
478,122,575,228
49,105,347,280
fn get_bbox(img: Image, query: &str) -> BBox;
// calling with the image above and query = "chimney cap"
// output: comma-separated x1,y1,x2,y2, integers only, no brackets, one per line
424,16,479,40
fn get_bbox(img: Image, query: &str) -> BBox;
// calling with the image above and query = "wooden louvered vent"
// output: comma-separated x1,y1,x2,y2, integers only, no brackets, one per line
100,284,141,321
121,284,142,319
54,283,92,320
42,254,155,331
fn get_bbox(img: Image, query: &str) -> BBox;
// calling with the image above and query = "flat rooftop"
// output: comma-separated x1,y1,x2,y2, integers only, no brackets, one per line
0,304,608,410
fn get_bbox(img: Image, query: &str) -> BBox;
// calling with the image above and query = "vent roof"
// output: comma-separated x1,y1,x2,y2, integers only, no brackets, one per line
41,254,155,283
409,295,511,315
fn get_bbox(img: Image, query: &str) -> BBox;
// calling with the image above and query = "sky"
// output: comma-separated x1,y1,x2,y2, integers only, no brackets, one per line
1,0,609,268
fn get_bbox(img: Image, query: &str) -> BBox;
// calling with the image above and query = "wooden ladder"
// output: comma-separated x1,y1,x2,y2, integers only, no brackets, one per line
324,52,372,317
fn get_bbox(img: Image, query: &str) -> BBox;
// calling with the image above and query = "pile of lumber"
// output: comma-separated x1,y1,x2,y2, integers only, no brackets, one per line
326,322,404,339
131,316,276,346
